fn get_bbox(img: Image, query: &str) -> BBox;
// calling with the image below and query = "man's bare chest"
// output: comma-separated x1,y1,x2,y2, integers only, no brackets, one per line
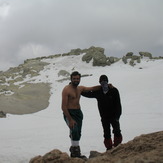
68,87,81,100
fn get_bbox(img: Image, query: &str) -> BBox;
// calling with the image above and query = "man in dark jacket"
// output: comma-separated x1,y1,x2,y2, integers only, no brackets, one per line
81,75,122,150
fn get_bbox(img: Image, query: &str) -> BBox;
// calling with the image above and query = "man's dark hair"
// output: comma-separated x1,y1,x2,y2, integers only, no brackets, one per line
70,71,81,79
99,75,108,83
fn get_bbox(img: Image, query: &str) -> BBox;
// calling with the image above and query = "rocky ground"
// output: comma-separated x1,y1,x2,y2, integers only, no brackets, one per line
30,131,163,163
0,83,50,114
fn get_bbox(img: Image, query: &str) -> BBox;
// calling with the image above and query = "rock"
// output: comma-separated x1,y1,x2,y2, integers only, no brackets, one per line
109,56,120,63
132,55,140,60
82,46,109,66
122,56,128,64
30,131,163,163
139,52,152,59
89,151,102,158
126,52,133,57
58,70,70,77
0,111,6,118
82,53,93,63
122,55,141,66
29,149,85,163
129,59,135,66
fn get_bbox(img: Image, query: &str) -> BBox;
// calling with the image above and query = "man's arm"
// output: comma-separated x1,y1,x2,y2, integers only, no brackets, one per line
61,87,76,128
81,83,114,92
80,85,101,92
81,91,96,98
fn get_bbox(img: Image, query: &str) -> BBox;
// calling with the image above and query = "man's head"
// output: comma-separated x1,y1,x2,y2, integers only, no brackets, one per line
99,75,109,94
70,71,81,87
99,75,108,84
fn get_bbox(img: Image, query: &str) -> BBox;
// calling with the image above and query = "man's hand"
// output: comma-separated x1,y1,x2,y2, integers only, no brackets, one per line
109,83,114,89
69,119,77,129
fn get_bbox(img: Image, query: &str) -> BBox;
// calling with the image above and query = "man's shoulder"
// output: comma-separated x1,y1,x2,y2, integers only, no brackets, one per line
63,84,71,91
110,87,119,92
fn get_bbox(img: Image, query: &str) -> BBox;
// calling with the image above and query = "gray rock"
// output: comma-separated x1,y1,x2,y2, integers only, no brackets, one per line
0,111,6,118
139,52,152,59
122,56,128,64
126,52,133,57
58,70,70,77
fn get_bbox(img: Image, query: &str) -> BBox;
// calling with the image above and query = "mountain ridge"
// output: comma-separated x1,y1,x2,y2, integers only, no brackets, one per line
0,46,163,115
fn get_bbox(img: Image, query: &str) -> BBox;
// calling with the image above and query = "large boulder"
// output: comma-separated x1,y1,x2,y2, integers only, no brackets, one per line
82,46,110,66
139,52,152,59
58,70,70,77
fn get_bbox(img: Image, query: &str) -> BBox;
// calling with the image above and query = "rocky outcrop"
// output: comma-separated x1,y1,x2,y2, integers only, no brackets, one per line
122,51,155,66
81,46,119,66
139,52,152,59
30,150,85,163
30,131,163,163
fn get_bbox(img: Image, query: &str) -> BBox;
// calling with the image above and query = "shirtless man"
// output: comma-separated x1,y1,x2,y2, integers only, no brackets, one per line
61,71,100,158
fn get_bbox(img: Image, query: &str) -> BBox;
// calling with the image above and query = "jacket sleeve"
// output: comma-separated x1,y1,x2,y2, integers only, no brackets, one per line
81,91,96,98
114,88,122,119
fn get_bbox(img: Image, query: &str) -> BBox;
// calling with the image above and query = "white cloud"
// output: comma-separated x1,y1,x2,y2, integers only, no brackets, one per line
17,43,52,61
0,2,10,19
0,0,163,71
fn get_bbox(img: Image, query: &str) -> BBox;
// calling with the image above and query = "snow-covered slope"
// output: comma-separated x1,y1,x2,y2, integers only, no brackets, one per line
0,55,163,163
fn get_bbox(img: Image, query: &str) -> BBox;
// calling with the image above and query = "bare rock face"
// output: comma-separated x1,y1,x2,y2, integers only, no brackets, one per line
0,83,50,114
30,131,163,163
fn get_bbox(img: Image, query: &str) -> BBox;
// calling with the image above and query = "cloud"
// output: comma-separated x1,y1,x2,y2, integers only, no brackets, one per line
0,0,163,71
0,2,10,19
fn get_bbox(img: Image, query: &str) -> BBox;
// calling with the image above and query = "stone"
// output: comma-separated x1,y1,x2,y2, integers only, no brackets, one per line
139,52,152,59
58,70,70,77
0,111,6,118
29,131,163,163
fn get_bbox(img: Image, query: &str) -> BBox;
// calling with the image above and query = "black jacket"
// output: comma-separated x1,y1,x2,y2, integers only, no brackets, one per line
81,87,122,119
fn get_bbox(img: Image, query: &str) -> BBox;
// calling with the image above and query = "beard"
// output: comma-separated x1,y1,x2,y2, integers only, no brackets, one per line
71,81,79,87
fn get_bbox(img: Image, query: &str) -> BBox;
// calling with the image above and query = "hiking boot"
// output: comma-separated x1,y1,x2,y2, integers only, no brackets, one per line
104,138,112,150
69,146,87,159
113,135,122,147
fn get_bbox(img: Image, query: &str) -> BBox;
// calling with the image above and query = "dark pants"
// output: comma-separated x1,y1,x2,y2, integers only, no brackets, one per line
101,118,121,139
64,109,83,141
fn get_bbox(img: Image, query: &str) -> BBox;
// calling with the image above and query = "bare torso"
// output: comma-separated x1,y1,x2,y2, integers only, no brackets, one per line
63,84,82,109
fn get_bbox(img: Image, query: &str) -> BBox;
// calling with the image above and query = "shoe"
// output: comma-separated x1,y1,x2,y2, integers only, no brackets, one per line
69,146,87,160
113,135,122,147
104,138,112,150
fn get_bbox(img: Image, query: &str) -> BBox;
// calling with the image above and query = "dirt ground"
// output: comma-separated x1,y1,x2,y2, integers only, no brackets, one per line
0,83,50,114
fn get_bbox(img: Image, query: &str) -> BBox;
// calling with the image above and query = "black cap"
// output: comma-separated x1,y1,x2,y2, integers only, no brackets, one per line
99,75,108,83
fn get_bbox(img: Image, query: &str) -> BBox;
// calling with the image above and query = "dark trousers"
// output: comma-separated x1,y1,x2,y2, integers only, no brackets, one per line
101,118,121,139
64,109,83,141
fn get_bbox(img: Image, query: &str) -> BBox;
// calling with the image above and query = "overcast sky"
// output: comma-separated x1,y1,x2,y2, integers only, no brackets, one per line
0,0,163,71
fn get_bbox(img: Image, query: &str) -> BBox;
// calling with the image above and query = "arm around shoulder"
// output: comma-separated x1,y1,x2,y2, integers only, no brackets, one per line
81,85,101,92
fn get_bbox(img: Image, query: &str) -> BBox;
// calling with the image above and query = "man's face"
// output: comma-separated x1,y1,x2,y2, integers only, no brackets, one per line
71,75,80,87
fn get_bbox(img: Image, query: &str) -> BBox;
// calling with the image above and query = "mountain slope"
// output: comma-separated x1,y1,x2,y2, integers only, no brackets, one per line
0,51,163,163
